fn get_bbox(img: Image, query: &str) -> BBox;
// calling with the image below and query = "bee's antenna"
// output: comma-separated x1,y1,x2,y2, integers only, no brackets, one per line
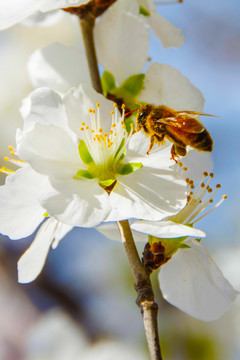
124,108,139,117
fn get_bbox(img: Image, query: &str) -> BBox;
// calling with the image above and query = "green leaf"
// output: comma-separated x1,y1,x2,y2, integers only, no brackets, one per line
119,74,145,97
180,243,191,249
101,71,117,96
139,6,150,17
73,170,95,180
118,162,143,175
78,140,94,165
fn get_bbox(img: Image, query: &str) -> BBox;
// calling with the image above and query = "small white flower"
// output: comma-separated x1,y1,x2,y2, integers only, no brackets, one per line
16,84,186,227
98,172,238,321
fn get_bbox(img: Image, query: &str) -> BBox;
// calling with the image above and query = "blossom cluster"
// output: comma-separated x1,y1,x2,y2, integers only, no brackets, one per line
0,0,237,322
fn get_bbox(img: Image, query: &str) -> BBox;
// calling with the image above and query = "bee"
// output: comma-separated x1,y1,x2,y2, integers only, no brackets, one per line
128,104,214,162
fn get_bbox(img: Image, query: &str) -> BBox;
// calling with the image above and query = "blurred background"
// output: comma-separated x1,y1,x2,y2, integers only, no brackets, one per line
0,0,239,359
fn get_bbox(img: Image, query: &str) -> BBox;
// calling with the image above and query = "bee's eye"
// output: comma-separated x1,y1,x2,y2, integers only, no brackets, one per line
138,112,147,120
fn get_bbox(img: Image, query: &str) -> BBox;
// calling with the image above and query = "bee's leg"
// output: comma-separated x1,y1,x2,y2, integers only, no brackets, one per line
171,144,186,162
147,136,155,155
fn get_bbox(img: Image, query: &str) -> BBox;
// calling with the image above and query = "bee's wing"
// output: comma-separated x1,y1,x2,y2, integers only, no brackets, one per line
156,116,206,134
175,110,217,117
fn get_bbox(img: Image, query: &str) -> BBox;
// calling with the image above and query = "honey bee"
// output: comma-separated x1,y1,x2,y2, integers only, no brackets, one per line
131,104,214,161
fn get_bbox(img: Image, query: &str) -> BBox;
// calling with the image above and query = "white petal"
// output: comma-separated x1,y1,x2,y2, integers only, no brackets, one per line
39,178,111,227
107,167,186,221
0,0,40,30
138,63,205,112
159,240,238,321
17,123,81,180
96,222,148,242
20,87,71,132
149,12,184,48
0,167,44,239
127,132,175,169
63,84,116,137
95,1,149,84
40,0,86,12
21,9,62,27
172,150,213,182
51,223,73,249
131,220,205,239
18,218,58,283
28,43,90,93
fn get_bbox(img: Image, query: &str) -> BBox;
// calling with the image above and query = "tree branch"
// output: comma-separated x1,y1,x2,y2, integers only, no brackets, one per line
117,220,162,360
73,5,163,358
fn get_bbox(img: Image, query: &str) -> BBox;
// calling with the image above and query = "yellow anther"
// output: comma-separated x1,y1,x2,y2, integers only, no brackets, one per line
80,127,84,131
92,109,95,114
85,126,89,130
99,128,103,133
187,195,191,202
122,125,126,129
182,167,188,171
113,103,117,108
81,122,85,126
201,183,205,188
112,123,116,128
104,133,108,137
208,188,213,193
110,110,114,115
96,103,100,107
88,109,92,113
121,104,125,109
185,178,189,183
203,172,208,177
223,195,227,199
190,185,195,189
8,145,14,151
209,199,213,203
10,151,15,155
216,184,221,188
91,129,95,133
121,120,124,125
178,161,183,167
210,173,214,178
130,123,134,127
109,130,113,135
4,157,9,162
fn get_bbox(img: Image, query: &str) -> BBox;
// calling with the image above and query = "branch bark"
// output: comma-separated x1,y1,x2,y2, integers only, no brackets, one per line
117,220,162,360
74,5,163,359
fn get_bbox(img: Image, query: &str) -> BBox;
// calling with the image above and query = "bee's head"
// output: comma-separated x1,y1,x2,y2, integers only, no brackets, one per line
136,105,152,128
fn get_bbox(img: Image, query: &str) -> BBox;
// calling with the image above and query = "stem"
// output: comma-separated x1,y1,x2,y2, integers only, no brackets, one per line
117,220,162,360
77,7,162,360
80,15,103,93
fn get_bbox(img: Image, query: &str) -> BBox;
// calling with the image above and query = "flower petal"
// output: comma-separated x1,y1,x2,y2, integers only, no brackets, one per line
39,178,111,227
96,222,148,242
159,240,238,321
28,43,90,93
0,167,44,239
63,84,116,137
107,166,186,221
17,123,81,180
148,11,184,48
131,220,206,239
21,9,62,27
17,218,58,283
95,0,149,85
0,0,40,30
40,0,87,12
138,63,205,112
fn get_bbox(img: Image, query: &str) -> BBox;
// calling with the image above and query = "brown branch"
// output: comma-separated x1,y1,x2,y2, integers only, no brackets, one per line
117,220,162,360
70,4,163,358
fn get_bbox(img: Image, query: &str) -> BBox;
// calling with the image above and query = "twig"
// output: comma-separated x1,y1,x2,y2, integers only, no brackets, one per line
117,220,162,360
72,4,163,359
